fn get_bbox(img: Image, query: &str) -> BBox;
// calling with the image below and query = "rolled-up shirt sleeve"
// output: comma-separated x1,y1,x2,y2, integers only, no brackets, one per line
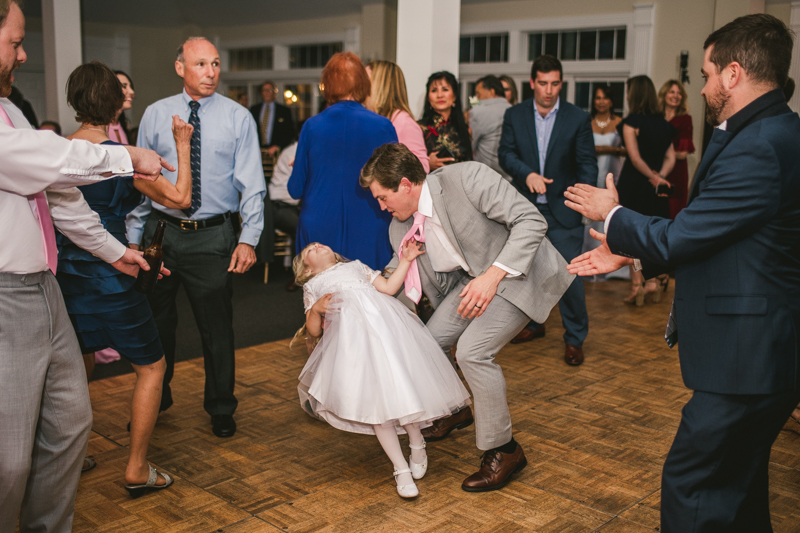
233,111,266,246
0,123,132,195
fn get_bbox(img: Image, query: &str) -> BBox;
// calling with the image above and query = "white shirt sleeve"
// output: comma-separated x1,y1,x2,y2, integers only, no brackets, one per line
0,123,133,196
46,188,127,263
492,261,521,277
604,205,625,235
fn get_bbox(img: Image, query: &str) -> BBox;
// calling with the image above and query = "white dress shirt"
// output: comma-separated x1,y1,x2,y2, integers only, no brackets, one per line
417,181,520,277
268,142,299,205
0,99,132,274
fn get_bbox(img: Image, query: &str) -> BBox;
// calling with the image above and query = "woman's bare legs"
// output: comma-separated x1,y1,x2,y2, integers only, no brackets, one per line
125,356,167,485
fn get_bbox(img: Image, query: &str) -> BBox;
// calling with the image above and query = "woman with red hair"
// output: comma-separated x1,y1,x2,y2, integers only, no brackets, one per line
288,52,398,269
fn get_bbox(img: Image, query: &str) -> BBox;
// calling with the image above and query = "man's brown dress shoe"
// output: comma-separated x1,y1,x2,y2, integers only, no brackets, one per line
564,344,584,366
421,406,474,441
462,444,527,492
510,325,546,344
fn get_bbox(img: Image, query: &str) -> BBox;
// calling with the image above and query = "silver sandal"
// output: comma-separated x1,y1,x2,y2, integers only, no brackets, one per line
124,464,173,498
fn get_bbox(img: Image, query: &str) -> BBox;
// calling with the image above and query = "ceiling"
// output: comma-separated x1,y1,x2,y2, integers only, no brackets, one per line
23,0,512,27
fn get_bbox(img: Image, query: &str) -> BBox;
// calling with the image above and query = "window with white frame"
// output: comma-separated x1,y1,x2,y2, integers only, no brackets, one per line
228,47,273,71
289,42,343,69
459,33,509,63
528,28,626,61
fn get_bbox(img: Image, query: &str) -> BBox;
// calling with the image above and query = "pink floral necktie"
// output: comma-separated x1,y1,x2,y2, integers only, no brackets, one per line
399,211,426,303
0,103,58,274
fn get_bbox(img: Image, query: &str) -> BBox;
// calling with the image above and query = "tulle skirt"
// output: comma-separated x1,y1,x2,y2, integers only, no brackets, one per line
298,289,471,435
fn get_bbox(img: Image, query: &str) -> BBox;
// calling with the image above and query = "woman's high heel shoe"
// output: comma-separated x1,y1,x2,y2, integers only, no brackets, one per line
651,275,669,303
623,283,646,307
393,467,419,498
408,441,427,480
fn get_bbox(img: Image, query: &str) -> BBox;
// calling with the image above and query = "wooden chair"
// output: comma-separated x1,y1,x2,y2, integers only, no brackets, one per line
264,229,293,284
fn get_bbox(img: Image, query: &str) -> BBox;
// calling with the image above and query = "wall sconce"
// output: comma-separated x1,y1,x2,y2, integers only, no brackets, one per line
680,50,690,84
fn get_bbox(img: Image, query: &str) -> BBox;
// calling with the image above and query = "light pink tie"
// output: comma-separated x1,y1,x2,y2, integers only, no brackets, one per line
399,212,426,304
0,104,58,274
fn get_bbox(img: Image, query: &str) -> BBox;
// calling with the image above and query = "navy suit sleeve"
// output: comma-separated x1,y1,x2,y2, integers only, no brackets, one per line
606,135,781,270
498,107,534,192
575,112,598,185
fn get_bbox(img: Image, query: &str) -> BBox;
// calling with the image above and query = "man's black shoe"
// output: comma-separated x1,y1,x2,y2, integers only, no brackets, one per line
211,414,237,438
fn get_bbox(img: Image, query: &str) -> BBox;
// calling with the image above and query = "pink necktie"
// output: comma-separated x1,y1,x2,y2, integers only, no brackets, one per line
399,212,426,304
0,104,58,274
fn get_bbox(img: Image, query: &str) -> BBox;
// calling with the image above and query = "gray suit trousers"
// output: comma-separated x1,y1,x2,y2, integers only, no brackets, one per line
426,277,529,450
0,271,92,533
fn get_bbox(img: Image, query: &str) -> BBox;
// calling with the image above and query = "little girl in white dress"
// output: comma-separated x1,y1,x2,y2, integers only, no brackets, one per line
293,241,471,499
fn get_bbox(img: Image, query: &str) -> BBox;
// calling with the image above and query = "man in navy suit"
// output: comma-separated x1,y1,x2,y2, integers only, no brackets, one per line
565,14,800,532
249,80,295,155
499,55,597,366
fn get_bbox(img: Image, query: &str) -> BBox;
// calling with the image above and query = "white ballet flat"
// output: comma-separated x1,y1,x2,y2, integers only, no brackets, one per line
408,441,428,480
393,467,419,498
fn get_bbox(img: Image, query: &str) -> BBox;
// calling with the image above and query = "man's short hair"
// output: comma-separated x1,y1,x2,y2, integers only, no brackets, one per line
360,143,426,191
176,37,212,63
0,0,22,29
704,14,794,89
531,54,562,81
476,75,505,98
261,80,276,91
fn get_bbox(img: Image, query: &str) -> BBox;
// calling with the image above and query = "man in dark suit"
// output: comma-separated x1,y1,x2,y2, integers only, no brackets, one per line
565,14,800,532
249,80,295,156
498,55,597,366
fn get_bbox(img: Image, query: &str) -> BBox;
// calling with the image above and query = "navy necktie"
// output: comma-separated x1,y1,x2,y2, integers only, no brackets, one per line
185,100,202,217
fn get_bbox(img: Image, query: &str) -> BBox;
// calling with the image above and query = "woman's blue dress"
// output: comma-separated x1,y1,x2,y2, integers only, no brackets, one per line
55,141,164,365
288,100,398,270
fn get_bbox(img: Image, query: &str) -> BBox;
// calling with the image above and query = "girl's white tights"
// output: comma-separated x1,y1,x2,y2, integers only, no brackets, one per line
373,423,426,487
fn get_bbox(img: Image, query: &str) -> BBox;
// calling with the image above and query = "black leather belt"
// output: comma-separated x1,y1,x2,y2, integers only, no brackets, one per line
156,211,234,231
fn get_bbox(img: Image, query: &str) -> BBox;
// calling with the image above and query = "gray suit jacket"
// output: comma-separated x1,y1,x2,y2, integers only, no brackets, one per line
387,162,574,323
469,97,512,181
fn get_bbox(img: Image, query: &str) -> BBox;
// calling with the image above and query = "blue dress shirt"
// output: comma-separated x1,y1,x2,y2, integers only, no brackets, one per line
127,90,266,246
533,97,560,204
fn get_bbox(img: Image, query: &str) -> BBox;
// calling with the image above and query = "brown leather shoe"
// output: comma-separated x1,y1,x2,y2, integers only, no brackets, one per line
510,325,546,344
421,406,474,441
462,444,527,492
564,344,584,366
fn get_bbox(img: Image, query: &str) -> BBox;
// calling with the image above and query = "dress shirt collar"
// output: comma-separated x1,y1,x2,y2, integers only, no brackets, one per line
533,97,560,119
723,88,788,134
181,88,217,111
416,180,433,219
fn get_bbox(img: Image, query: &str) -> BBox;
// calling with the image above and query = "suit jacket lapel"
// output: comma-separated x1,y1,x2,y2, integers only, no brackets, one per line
544,108,565,169
524,103,541,173
689,128,733,203
427,174,465,260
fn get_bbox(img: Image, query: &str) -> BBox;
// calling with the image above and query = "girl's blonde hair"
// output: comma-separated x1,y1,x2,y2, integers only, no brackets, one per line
290,242,347,350
658,79,690,116
366,60,414,120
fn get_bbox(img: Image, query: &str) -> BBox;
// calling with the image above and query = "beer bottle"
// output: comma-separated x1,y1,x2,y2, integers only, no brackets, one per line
134,220,167,294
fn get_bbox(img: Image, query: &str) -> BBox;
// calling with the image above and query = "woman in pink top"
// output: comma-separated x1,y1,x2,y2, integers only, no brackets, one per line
107,70,134,145
366,60,430,173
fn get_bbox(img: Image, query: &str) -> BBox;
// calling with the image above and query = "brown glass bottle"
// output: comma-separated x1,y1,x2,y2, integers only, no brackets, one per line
134,220,167,294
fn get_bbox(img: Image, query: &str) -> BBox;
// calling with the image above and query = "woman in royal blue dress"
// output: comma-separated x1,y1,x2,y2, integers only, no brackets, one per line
59,61,194,497
288,52,398,270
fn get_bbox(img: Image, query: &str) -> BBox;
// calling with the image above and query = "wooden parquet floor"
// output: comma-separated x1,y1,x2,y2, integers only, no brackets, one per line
75,279,800,532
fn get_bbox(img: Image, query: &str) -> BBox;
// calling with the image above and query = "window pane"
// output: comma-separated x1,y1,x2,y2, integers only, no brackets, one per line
473,36,487,63
309,45,319,68
575,82,590,110
616,29,626,59
579,31,596,60
521,82,533,103
460,37,471,63
528,33,543,61
299,46,308,68
609,81,625,115
560,81,568,102
598,30,614,59
289,46,298,68
333,42,342,54
503,35,509,62
560,32,577,60
545,32,559,56
489,35,502,62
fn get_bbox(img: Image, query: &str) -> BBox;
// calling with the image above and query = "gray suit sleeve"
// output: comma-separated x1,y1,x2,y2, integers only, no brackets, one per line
461,163,548,276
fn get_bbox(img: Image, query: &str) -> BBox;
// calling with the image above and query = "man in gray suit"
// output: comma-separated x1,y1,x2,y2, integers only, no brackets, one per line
469,75,511,181
360,143,573,492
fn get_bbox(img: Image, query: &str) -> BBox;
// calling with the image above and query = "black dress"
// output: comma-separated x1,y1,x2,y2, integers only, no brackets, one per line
616,114,677,218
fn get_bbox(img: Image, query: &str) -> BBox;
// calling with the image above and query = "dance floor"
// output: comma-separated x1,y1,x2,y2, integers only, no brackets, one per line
75,279,800,532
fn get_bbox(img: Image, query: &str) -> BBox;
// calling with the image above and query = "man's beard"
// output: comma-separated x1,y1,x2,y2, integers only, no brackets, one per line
704,80,731,127
0,60,20,98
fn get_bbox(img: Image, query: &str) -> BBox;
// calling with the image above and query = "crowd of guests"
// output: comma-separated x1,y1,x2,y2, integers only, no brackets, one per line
4,0,800,528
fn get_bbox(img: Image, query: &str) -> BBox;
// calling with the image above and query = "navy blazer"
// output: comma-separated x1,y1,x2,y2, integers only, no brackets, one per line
498,99,597,229
249,102,295,150
607,103,800,395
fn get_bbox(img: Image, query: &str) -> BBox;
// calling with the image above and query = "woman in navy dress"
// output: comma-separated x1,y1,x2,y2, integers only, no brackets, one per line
288,52,398,270
616,75,676,306
59,62,194,496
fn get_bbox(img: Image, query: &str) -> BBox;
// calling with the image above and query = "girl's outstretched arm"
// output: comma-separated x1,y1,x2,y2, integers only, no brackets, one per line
373,240,425,295
306,293,333,337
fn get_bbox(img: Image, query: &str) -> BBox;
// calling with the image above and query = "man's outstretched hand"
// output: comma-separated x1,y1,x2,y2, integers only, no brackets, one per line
564,173,619,222
567,228,632,276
